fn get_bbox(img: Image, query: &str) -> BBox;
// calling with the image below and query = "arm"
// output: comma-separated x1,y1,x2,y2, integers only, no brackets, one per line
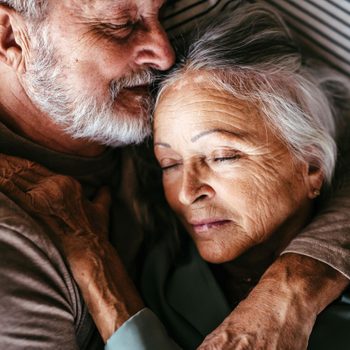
198,254,348,350
0,154,180,349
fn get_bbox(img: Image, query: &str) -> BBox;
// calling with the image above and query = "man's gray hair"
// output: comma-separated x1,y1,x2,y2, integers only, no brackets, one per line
157,3,350,184
0,0,46,19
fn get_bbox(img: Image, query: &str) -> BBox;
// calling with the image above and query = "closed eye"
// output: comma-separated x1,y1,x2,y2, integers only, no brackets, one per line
161,163,180,172
213,154,241,162
92,21,136,41
104,21,136,31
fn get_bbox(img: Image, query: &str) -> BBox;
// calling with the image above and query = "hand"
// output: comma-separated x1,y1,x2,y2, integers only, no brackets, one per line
197,254,349,350
0,153,110,269
0,154,144,342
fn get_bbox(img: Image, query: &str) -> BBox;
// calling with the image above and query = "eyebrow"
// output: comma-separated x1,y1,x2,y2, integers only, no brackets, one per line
154,141,171,148
154,128,247,149
191,128,246,142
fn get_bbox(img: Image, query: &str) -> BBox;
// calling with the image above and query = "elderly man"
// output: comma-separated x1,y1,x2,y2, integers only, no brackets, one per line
0,1,348,350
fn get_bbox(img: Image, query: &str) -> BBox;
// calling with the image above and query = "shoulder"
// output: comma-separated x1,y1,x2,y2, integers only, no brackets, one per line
0,193,99,349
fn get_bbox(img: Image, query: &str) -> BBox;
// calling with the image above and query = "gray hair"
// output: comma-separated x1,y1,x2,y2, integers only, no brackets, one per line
156,3,350,184
0,0,47,20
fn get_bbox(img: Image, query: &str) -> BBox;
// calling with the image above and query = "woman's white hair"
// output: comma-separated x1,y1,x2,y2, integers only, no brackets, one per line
156,3,350,185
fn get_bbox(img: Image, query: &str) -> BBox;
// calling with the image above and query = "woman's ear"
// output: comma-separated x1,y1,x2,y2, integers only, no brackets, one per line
305,163,324,199
0,5,29,73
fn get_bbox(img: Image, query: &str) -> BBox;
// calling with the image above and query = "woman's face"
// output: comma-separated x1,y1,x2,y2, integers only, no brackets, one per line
154,77,315,263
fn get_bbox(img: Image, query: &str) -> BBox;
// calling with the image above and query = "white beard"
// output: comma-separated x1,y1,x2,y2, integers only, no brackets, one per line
23,25,154,147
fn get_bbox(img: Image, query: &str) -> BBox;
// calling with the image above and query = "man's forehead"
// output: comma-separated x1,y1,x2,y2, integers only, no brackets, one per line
53,0,164,21
67,0,164,11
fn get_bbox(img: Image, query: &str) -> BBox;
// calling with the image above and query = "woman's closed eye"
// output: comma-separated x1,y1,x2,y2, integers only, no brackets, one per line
159,160,182,172
211,151,242,163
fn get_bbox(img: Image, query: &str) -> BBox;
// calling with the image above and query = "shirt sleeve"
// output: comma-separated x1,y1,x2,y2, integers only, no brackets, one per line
282,188,350,279
105,309,182,350
283,132,350,279
0,194,95,349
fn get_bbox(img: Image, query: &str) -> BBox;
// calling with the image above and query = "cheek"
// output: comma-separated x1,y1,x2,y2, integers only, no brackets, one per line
94,48,131,77
67,46,133,91
240,161,306,236
215,166,266,210
217,163,292,237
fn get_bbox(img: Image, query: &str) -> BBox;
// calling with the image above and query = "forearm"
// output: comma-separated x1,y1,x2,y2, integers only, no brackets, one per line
260,253,349,316
69,240,144,343
198,253,349,350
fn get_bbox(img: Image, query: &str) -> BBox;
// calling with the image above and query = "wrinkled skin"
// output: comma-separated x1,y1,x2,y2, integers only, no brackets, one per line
0,153,348,349
154,75,316,264
197,252,348,350
197,259,314,350
0,154,143,342
3,0,174,156
154,75,348,350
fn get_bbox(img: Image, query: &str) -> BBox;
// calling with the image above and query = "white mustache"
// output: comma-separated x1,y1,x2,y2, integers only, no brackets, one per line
110,70,156,100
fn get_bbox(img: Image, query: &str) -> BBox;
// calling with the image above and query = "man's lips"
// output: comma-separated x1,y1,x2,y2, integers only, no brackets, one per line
189,219,232,235
115,85,150,103
123,84,149,93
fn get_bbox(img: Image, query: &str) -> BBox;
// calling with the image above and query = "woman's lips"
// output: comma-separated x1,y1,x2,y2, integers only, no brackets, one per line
190,219,232,235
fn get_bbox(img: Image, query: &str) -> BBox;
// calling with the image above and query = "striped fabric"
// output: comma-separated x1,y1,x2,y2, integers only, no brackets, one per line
162,0,350,77
264,0,350,77
161,0,242,38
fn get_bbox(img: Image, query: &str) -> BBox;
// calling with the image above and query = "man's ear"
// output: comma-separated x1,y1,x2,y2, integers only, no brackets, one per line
0,5,29,73
305,163,324,199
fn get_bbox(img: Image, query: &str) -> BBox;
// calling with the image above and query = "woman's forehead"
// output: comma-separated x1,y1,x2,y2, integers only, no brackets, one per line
154,83,276,146
155,78,257,127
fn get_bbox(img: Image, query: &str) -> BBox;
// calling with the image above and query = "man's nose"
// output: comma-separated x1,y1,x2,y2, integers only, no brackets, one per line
178,167,215,206
134,21,175,71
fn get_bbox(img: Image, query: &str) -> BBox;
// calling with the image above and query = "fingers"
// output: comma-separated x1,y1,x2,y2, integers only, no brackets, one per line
1,172,61,215
0,157,56,202
0,152,111,242
0,166,82,220
0,177,36,213
0,154,53,178
3,171,36,192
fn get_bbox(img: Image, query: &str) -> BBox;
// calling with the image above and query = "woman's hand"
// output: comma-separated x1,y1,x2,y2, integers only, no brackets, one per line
0,154,144,342
197,254,348,350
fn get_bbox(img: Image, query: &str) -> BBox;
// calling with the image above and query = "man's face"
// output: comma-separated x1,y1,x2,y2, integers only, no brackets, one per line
23,0,174,146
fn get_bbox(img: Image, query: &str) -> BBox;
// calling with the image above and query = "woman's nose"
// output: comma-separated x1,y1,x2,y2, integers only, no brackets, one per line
178,168,215,206
134,21,175,71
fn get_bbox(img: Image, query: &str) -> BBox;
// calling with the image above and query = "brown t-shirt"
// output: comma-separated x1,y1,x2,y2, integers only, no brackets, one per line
0,193,102,349
0,122,132,350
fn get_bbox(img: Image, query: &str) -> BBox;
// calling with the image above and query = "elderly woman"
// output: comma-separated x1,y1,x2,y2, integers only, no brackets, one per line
142,4,350,349
154,5,337,281
0,3,349,350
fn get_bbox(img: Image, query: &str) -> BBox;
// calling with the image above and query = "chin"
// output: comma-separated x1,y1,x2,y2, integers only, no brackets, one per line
197,244,234,264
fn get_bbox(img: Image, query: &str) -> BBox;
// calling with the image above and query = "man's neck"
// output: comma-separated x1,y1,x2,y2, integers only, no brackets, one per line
0,68,106,158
